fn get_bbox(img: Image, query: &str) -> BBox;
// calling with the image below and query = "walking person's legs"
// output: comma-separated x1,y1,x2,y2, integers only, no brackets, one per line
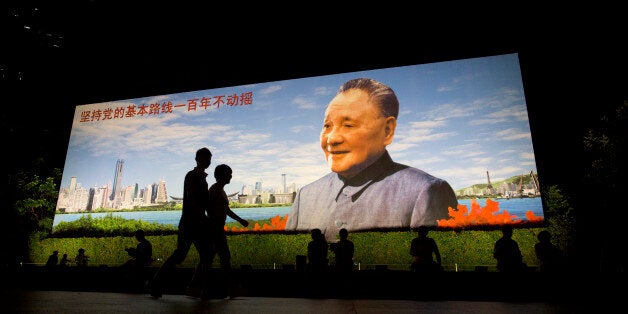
214,231,237,298
148,232,192,298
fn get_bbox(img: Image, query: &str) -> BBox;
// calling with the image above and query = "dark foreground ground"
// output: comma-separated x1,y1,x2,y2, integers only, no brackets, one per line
3,264,622,304
3,265,624,313
3,290,586,313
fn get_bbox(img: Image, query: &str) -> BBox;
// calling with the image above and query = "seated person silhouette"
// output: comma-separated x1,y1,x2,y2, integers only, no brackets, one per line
123,229,153,269
45,251,59,270
75,248,89,268
410,226,442,273
307,228,329,272
330,228,354,273
122,229,153,289
59,254,69,268
493,225,527,273
534,230,565,273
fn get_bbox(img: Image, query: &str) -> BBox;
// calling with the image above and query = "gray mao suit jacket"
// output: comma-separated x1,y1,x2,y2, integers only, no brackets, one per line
285,151,458,241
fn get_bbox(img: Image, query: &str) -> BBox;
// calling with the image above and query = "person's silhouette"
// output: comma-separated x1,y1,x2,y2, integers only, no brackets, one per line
75,248,89,268
330,228,354,273
534,230,564,273
410,226,442,273
59,253,69,268
124,229,153,268
45,251,59,269
122,229,153,288
307,228,329,272
493,225,526,272
204,164,249,299
147,147,214,298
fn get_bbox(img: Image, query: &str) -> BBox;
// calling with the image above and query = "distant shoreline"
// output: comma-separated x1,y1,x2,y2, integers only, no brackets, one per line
55,204,292,215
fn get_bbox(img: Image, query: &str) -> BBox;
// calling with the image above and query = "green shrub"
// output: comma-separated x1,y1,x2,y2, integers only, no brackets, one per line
31,228,543,271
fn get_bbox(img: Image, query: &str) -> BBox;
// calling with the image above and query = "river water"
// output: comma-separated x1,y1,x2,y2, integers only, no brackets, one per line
52,197,543,228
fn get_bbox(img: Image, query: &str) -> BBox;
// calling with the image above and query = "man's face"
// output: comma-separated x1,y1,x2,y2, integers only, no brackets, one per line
320,89,396,178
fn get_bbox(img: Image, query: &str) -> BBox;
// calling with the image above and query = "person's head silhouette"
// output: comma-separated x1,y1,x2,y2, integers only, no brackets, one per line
537,230,551,243
417,226,429,237
195,147,212,170
501,225,513,238
214,164,233,183
339,228,348,240
311,228,323,240
135,229,146,241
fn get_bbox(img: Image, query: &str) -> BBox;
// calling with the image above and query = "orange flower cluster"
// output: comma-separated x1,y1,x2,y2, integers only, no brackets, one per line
437,198,543,228
224,214,288,232
222,199,544,233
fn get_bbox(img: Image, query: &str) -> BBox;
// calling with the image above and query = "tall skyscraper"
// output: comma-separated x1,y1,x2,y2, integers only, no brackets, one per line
69,176,77,192
133,183,139,199
143,185,153,205
281,173,286,193
155,179,168,203
110,159,124,201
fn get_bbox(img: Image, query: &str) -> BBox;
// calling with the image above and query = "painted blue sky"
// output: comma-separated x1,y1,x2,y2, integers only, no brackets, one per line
59,53,536,198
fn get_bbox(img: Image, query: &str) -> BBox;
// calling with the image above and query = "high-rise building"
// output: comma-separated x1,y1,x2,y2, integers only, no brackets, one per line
155,179,168,203
144,185,153,205
110,159,124,201
281,174,286,193
133,183,139,199
69,176,77,192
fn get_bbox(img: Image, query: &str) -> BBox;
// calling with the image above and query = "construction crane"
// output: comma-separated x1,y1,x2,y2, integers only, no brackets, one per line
529,170,540,195
517,173,524,197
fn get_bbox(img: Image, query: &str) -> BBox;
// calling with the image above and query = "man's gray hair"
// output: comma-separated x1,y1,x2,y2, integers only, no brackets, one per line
336,78,399,119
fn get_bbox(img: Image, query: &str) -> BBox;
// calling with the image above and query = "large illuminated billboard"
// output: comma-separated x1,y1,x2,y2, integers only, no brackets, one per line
53,53,544,238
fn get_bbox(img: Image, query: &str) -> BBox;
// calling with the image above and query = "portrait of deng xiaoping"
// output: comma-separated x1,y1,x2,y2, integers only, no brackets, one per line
284,78,458,241
53,53,544,238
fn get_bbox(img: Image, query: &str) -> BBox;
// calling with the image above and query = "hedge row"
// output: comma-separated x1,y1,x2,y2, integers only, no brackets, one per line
30,228,542,271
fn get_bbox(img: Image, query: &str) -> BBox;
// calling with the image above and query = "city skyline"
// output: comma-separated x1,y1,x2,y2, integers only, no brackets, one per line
60,160,538,202
60,166,295,201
